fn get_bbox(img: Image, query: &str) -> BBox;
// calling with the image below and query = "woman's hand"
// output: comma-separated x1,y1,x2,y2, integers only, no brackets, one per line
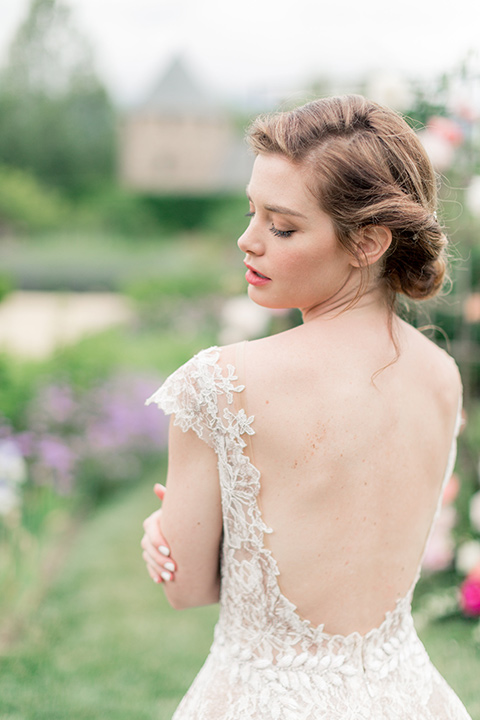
141,484,177,584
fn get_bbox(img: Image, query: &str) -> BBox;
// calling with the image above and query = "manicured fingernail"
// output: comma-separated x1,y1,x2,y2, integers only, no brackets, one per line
161,571,172,582
164,561,175,572
159,545,170,557
153,575,161,584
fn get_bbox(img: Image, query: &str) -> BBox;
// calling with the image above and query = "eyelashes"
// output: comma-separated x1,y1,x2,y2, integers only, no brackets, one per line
269,224,294,238
244,211,295,238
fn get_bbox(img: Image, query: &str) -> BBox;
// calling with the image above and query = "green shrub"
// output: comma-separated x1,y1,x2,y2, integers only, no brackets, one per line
76,187,162,237
0,165,68,232
0,353,41,430
127,273,222,304
0,273,14,302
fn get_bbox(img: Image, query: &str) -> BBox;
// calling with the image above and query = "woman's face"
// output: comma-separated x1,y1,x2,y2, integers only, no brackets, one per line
238,153,356,316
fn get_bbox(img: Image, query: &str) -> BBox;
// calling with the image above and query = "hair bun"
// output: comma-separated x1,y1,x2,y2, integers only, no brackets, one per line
384,231,448,300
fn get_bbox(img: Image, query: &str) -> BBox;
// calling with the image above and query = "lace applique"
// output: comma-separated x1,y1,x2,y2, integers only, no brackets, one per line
147,347,472,720
146,347,245,449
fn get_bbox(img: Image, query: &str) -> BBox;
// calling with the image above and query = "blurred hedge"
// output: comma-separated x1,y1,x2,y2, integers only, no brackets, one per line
0,165,69,232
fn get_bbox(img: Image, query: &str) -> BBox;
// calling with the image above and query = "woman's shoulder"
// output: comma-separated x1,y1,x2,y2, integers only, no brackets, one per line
147,342,253,408
398,318,462,409
399,319,460,374
145,344,248,445
147,346,230,399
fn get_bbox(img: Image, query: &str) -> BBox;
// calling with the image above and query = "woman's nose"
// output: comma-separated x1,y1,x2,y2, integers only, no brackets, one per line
238,223,264,256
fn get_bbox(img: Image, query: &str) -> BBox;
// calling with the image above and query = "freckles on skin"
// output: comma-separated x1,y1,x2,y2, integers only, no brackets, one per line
242,153,356,314
277,250,304,280
272,254,303,293
251,245,315,309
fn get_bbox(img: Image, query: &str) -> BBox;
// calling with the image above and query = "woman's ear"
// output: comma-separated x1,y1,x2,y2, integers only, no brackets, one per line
349,226,392,268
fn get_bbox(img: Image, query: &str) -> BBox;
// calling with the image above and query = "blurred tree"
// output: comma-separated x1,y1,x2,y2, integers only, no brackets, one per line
0,0,115,197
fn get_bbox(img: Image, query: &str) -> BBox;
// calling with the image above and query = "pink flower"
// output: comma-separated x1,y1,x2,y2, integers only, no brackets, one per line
427,116,464,146
442,473,460,506
459,567,480,617
422,505,456,573
464,293,480,324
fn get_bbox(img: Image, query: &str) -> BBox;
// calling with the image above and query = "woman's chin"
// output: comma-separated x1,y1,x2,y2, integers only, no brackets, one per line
247,287,291,311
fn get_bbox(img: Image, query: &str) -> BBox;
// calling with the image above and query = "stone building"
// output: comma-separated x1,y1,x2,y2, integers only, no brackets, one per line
118,58,252,194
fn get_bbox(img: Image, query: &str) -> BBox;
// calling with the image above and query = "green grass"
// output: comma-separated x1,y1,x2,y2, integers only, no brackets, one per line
0,468,218,720
0,469,478,720
419,619,480,718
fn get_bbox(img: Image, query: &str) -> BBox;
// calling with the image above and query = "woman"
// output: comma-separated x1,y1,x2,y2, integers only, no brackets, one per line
141,95,471,719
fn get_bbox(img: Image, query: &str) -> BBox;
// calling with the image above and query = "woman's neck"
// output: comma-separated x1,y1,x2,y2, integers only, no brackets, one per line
300,272,390,324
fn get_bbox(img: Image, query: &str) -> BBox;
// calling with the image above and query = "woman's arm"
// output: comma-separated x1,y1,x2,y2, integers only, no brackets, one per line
151,416,223,610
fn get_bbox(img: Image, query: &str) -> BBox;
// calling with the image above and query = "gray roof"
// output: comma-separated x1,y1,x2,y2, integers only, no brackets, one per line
142,57,222,116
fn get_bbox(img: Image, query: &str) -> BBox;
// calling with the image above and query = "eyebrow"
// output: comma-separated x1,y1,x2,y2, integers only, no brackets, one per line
246,190,307,219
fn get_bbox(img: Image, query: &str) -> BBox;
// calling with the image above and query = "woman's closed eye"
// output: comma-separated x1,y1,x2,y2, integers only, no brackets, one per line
270,223,295,238
244,211,295,239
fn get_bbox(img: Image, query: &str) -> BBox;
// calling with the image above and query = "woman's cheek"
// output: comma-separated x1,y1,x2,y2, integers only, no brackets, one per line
278,250,304,279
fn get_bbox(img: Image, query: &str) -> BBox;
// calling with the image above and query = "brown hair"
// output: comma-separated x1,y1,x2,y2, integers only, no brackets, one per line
247,95,447,302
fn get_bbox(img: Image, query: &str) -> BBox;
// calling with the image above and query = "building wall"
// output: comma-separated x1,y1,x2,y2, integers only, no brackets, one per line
119,112,239,194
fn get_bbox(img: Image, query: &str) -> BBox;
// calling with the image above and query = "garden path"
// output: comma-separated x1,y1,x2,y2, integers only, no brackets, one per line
0,291,134,358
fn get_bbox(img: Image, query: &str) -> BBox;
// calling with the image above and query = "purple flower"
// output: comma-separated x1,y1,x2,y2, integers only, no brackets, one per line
13,370,168,496
84,374,168,453
35,435,77,494
42,385,77,424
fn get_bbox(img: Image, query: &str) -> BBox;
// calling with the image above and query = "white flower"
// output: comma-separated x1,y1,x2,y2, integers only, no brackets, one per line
219,296,278,344
0,439,27,485
417,130,455,171
469,491,480,533
0,482,21,516
0,439,27,516
365,72,413,111
466,176,480,217
456,540,480,575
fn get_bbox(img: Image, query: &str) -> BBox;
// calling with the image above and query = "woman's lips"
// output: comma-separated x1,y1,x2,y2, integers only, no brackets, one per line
245,265,271,286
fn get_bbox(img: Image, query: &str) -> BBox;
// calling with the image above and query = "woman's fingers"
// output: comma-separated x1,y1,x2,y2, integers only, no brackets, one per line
143,509,169,550
154,483,166,501
141,507,176,583
142,546,175,583
141,533,176,577
144,553,163,584
141,484,174,584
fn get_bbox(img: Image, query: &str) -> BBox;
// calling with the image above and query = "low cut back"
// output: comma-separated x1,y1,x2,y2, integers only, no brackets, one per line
147,341,470,720
235,324,461,635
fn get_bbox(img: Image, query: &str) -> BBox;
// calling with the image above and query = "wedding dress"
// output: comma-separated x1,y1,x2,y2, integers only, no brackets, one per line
146,345,471,720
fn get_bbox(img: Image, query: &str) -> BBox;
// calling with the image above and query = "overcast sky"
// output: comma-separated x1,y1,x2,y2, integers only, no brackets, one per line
1,0,479,107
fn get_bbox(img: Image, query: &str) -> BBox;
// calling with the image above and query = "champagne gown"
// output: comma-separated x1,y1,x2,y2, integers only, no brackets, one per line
146,345,471,720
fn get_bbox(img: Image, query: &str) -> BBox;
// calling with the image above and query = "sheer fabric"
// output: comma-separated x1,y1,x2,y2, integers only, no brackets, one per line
146,346,471,720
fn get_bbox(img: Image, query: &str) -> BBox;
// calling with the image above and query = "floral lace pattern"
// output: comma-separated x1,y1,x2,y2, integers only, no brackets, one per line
147,347,471,720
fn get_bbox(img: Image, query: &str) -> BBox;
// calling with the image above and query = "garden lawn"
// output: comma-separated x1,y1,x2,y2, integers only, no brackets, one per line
0,467,218,720
0,469,479,720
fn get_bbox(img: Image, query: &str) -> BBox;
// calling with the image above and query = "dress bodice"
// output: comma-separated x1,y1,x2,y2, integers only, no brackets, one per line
146,345,470,720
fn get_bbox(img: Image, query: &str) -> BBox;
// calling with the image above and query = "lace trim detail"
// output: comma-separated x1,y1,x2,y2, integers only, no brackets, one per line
147,347,471,720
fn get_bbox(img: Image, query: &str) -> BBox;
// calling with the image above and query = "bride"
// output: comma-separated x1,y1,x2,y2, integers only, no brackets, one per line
141,95,471,719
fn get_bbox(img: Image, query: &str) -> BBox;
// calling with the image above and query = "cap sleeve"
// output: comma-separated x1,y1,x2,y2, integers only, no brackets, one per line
145,346,244,450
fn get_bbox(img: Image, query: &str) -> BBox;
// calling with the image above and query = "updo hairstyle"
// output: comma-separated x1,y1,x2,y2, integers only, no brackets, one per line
247,95,447,301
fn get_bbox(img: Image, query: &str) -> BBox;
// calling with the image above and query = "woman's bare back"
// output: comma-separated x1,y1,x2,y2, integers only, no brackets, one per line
141,92,472,719
224,313,461,635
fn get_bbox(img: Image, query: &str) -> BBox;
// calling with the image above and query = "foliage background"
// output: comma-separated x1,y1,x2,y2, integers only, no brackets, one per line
0,1,479,718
